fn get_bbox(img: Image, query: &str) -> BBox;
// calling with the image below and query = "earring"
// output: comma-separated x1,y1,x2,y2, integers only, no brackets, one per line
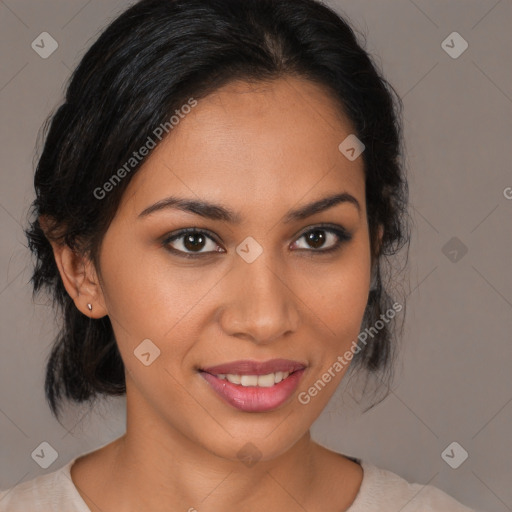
87,303,93,311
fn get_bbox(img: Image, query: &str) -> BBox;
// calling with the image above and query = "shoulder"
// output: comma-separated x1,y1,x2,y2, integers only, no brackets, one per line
0,458,90,512
349,459,477,512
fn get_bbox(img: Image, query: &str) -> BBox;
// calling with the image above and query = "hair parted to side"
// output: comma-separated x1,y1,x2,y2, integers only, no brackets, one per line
25,0,410,421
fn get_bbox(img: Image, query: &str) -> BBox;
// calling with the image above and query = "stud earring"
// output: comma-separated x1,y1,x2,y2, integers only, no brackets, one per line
87,303,93,311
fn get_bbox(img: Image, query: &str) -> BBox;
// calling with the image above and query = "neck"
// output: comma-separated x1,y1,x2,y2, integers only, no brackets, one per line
111,423,319,511
76,378,361,512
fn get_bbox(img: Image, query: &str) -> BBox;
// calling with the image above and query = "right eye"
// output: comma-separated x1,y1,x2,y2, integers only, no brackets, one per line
162,228,225,258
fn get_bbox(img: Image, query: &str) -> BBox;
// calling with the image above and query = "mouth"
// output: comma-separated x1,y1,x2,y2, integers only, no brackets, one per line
199,359,306,413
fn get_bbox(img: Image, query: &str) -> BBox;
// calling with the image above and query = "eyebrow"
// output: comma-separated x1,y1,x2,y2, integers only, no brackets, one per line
138,192,360,223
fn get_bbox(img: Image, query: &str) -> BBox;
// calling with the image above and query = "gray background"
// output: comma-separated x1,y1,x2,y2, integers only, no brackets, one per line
0,0,511,510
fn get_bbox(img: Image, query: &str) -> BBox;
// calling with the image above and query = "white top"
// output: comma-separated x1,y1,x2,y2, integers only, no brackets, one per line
0,454,477,511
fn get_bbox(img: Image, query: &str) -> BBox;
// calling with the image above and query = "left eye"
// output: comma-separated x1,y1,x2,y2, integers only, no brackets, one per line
163,225,351,258
291,226,350,252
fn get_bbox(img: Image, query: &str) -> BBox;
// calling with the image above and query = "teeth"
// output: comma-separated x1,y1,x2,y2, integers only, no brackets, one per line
256,374,275,387
226,374,241,384
216,371,291,387
241,375,258,387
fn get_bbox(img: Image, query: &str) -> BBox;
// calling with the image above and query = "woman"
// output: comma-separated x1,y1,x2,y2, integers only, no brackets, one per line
0,0,477,510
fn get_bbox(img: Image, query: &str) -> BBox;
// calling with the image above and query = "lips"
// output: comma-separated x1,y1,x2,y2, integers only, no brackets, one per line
199,359,307,413
201,358,306,376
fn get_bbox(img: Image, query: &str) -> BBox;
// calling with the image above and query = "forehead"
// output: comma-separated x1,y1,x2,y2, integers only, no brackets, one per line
120,77,365,220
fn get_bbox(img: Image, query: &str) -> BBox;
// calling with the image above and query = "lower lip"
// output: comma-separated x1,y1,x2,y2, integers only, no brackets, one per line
200,369,305,412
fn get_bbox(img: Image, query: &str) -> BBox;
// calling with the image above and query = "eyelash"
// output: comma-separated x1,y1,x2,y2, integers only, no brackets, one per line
162,223,352,259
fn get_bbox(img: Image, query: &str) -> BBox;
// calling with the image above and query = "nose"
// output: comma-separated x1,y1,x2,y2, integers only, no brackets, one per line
217,250,301,345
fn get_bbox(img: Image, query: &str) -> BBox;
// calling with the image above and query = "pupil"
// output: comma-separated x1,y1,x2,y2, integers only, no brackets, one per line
307,230,325,249
184,233,205,251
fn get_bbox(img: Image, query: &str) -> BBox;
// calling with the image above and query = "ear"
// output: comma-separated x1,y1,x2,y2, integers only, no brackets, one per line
39,215,108,319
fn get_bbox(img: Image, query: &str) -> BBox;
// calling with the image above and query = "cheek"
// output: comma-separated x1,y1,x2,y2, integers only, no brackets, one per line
324,269,369,336
96,231,177,343
300,236,371,345
97,231,224,355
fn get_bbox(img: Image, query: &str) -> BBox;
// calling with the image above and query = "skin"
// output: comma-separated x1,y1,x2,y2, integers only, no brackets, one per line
45,76,382,512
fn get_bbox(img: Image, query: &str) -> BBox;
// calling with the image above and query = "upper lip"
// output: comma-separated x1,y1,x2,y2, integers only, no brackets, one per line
201,359,306,376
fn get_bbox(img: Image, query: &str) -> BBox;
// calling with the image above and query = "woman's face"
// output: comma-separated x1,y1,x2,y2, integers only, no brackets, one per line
95,77,372,461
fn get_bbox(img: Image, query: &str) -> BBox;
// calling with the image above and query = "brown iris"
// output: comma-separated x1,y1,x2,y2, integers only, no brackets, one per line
305,229,326,249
